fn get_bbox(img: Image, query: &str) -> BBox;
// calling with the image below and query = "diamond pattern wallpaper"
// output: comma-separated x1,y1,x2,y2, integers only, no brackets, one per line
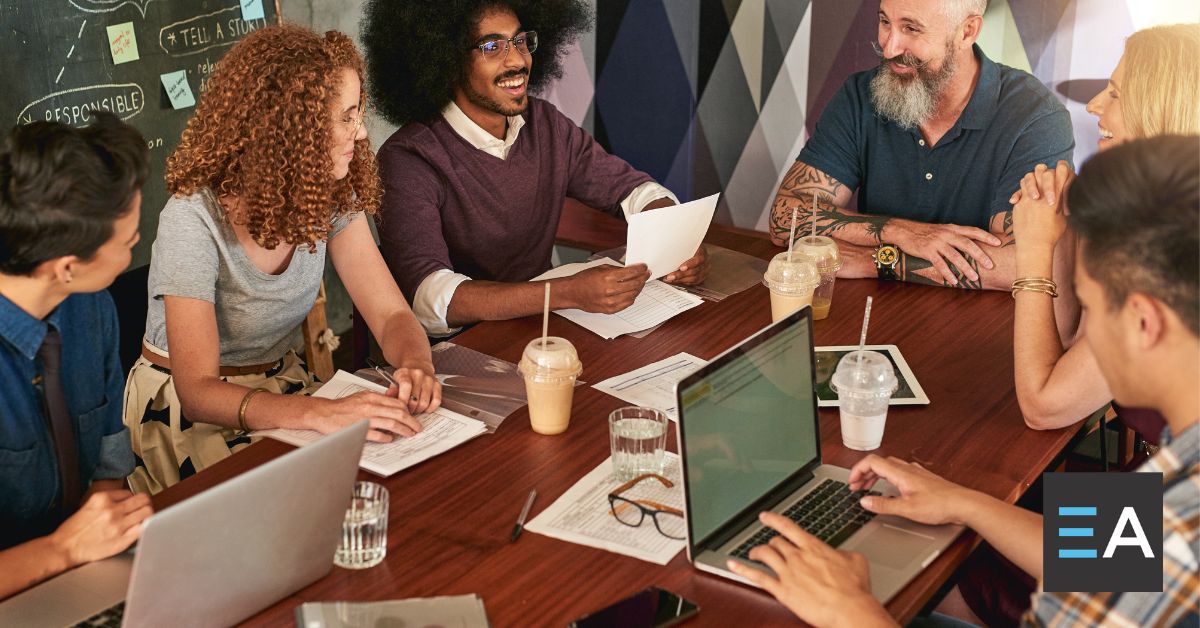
542,0,1199,230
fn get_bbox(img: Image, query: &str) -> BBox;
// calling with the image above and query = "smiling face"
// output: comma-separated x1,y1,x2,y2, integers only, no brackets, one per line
871,0,962,128
1086,55,1130,151
456,6,532,125
330,67,367,181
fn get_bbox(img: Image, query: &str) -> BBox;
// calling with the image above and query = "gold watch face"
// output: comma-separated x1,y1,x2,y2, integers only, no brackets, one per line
876,244,898,266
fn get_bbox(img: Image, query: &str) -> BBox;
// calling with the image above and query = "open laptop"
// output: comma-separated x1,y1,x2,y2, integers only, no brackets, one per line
675,307,962,602
0,420,369,628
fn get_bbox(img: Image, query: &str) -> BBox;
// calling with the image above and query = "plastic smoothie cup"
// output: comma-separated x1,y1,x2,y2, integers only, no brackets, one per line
763,252,821,322
794,235,843,320
830,350,898,451
517,337,582,435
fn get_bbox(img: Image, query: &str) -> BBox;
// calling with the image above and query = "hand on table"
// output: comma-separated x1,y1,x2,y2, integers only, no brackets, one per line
727,512,894,628
51,490,153,568
1010,161,1074,252
391,365,442,414
663,245,709,286
885,218,1001,285
561,264,650,314
848,454,971,526
313,386,423,442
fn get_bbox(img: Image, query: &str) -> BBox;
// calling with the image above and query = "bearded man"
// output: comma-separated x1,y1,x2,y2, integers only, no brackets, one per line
770,0,1073,294
362,0,707,337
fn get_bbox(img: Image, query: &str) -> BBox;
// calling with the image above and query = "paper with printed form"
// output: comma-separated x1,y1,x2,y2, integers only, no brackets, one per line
626,193,719,280
525,454,686,565
592,353,707,420
256,370,487,477
532,258,703,339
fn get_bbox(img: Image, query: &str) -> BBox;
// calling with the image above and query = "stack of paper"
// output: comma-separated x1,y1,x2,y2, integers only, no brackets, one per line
532,258,703,339
256,370,487,476
592,352,707,420
524,454,686,565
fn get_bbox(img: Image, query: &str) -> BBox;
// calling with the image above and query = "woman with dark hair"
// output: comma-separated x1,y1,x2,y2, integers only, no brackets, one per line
0,113,153,598
125,24,440,494
362,0,707,337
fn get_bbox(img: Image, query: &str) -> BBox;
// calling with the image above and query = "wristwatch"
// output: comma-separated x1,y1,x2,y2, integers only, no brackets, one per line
874,243,899,281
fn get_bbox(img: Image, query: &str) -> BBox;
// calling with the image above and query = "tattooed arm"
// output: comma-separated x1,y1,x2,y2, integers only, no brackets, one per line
771,161,1005,286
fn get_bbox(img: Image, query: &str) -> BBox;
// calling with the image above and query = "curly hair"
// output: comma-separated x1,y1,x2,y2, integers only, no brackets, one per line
166,24,381,250
361,0,592,126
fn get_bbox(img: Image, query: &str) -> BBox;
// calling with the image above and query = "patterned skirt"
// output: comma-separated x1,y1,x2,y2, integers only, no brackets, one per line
122,350,319,495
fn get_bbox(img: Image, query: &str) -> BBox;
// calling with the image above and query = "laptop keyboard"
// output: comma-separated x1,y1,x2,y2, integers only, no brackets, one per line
72,601,124,627
731,479,880,560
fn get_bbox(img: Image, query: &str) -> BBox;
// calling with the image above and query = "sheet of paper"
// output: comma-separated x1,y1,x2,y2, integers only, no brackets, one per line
240,0,265,21
592,353,707,420
160,70,195,109
106,22,139,65
625,193,719,280
525,454,685,565
256,370,487,476
295,595,489,627
531,258,704,339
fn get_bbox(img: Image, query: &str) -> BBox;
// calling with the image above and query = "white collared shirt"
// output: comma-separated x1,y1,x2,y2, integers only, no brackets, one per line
411,101,677,336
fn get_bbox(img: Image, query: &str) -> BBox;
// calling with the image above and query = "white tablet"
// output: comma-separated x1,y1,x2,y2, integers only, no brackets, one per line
814,344,929,407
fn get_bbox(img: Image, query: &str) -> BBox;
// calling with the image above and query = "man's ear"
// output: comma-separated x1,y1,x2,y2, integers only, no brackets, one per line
1126,292,1168,351
959,15,983,48
39,256,79,285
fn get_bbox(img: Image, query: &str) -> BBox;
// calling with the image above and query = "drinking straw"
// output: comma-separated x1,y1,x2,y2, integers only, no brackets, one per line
787,207,798,262
856,296,874,367
811,190,818,240
542,283,550,350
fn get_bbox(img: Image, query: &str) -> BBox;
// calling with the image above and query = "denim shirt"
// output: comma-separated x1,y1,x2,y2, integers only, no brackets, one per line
0,291,133,548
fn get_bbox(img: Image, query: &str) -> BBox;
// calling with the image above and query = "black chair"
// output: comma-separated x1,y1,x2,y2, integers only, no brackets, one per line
105,264,149,374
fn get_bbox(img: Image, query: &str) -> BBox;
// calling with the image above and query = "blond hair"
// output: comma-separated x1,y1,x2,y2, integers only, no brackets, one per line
1122,24,1200,138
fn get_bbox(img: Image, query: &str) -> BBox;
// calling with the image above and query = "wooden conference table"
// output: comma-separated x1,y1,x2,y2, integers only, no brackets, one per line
152,203,1081,626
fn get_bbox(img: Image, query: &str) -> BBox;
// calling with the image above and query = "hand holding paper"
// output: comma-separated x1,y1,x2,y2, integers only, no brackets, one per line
626,193,719,280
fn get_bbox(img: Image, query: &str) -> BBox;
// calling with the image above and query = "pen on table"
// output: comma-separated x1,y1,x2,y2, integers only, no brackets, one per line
511,489,537,542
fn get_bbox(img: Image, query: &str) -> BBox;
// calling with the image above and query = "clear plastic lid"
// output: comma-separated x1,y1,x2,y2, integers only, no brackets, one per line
763,252,821,294
794,235,843,272
830,350,898,399
517,337,582,380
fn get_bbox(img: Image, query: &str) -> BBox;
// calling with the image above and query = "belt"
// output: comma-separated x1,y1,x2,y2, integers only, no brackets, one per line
140,343,282,377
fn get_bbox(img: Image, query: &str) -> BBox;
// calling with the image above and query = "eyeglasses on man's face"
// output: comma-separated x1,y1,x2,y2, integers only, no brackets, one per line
607,473,686,540
472,30,538,61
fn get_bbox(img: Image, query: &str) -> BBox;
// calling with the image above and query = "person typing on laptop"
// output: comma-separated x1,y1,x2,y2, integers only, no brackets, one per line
728,136,1199,627
0,114,153,599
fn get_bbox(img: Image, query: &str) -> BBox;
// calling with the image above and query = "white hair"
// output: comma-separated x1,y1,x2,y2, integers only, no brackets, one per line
943,0,987,24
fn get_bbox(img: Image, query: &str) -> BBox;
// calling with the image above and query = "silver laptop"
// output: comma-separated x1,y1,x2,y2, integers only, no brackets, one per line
675,307,962,602
0,420,369,628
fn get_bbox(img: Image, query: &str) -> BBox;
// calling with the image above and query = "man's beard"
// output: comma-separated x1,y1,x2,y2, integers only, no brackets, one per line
464,69,529,117
869,43,957,130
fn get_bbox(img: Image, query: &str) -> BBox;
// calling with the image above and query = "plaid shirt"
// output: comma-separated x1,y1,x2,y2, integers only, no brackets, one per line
1024,422,1200,627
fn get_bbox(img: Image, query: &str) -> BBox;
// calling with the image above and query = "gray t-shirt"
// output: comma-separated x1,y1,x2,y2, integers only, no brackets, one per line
143,189,357,366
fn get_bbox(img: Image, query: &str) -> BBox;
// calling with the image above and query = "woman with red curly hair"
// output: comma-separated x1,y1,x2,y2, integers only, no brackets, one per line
124,25,440,494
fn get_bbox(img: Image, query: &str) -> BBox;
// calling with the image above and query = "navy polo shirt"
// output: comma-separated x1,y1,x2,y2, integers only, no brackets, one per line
798,45,1074,230
0,290,134,549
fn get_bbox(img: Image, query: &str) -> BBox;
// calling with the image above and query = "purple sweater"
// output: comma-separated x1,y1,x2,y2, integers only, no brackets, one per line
375,97,654,299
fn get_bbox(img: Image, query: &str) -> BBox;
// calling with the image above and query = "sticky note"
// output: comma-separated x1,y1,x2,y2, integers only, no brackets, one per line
160,70,196,109
106,22,139,65
240,0,265,21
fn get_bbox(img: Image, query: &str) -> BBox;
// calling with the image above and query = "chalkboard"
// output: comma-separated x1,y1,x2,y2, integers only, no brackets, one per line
1,0,281,267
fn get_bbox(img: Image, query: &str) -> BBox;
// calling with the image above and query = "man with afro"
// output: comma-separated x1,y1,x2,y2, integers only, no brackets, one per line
362,0,708,336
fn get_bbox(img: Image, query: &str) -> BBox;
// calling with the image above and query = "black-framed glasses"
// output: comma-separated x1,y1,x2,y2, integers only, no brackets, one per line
607,473,686,540
472,30,538,60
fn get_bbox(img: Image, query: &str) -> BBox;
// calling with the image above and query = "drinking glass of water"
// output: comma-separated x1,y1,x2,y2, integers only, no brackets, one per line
609,407,668,481
334,481,388,569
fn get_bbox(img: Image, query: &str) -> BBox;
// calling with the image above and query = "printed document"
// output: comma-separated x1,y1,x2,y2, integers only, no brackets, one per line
592,353,707,420
532,258,703,339
524,454,686,565
257,370,487,476
626,193,719,280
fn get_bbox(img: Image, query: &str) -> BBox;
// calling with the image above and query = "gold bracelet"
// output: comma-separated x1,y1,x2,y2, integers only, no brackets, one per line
238,388,266,433
1011,277,1058,298
1012,285,1058,299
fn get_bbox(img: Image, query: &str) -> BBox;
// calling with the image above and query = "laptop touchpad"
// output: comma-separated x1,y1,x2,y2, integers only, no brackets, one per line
856,524,935,570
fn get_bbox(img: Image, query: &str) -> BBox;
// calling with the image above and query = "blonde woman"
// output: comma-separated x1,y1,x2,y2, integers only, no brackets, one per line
1011,24,1200,435
125,25,441,494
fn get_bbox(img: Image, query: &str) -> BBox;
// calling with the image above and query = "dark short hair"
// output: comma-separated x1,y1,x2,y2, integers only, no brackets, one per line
361,0,592,126
1068,135,1199,333
0,112,148,276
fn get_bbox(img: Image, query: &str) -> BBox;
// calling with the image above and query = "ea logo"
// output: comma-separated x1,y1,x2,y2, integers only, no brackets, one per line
1044,473,1163,592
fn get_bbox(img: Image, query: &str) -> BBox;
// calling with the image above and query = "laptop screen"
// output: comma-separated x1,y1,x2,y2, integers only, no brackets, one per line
678,312,820,545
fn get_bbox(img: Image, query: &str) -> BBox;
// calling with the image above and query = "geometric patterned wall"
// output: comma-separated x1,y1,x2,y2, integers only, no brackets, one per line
541,0,1200,231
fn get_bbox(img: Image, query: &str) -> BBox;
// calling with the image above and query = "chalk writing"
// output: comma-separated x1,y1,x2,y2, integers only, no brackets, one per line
17,83,145,127
158,6,266,57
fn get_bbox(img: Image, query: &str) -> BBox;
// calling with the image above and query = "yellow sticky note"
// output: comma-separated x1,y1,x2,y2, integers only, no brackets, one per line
107,22,139,65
